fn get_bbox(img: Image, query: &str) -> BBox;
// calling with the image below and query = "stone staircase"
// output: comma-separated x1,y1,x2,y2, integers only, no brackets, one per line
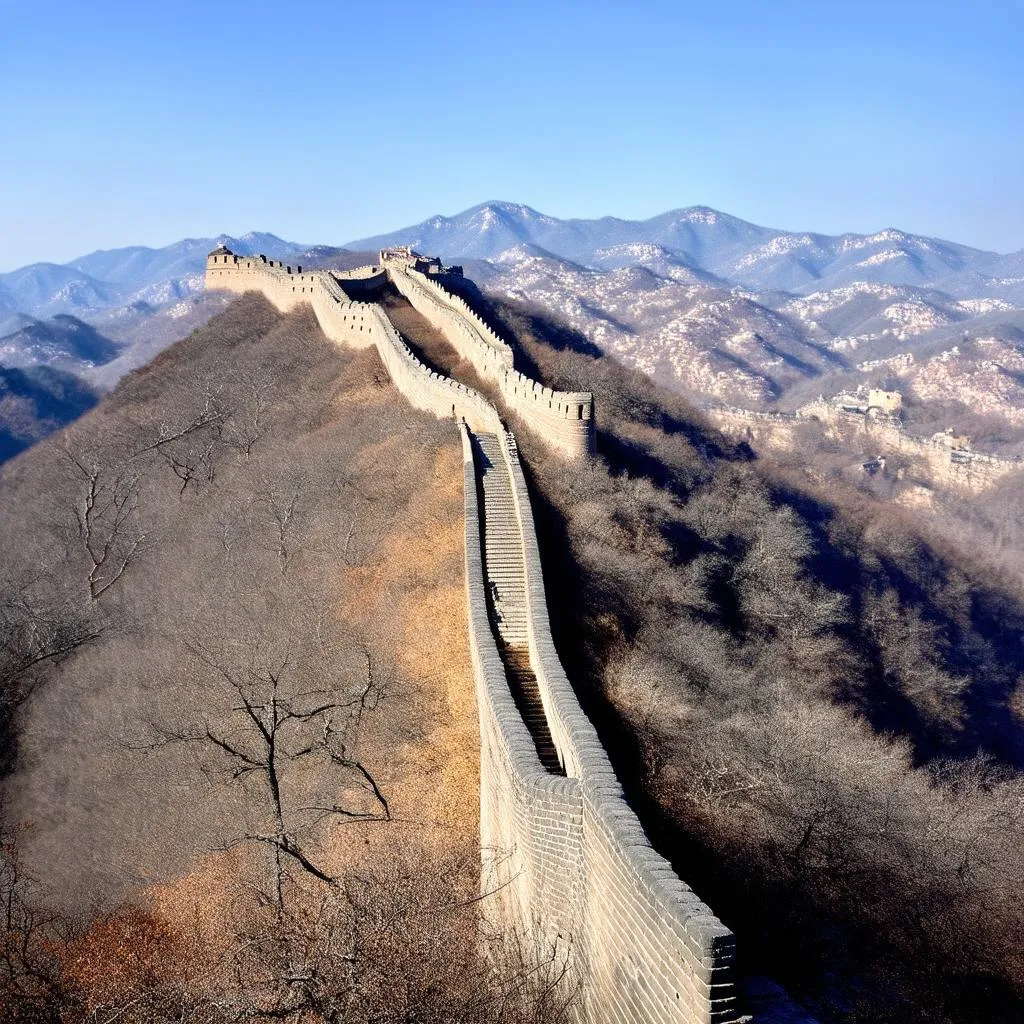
473,433,564,775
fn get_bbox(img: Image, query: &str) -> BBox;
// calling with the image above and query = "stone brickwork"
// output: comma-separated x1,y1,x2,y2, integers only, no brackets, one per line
389,264,595,459
206,248,740,1024
473,426,740,1023
206,249,501,433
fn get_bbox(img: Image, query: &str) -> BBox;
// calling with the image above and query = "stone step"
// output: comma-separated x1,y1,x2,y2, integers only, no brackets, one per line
472,431,563,775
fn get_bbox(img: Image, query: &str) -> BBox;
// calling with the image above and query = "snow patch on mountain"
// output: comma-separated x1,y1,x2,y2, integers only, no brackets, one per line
735,234,825,268
859,249,909,267
882,301,954,337
956,298,1016,315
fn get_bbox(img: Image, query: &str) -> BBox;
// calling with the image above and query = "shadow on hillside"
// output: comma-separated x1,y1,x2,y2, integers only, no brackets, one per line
526,300,1024,771
487,298,1024,1022
435,282,1024,775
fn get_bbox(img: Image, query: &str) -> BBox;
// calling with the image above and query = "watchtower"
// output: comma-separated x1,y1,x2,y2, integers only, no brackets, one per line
205,243,240,290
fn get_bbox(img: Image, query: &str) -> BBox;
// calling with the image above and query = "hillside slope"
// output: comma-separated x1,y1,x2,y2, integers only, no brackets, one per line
441,290,1024,1024
3,259,1024,1023
0,295,551,1024
0,293,483,899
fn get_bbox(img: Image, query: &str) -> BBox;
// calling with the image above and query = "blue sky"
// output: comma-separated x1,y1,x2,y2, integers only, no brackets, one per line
1,0,1022,270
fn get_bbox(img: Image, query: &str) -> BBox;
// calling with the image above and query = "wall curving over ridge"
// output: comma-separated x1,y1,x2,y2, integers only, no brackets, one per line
205,251,502,434
390,265,595,459
205,248,742,1024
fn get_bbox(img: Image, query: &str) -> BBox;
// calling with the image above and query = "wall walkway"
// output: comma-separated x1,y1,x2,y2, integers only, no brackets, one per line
389,265,595,458
205,249,742,1024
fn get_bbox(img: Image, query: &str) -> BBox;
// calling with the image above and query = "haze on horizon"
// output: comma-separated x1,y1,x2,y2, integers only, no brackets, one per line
1,0,1022,271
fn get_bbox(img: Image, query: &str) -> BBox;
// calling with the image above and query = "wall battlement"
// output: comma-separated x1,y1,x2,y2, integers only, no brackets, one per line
206,248,593,458
206,247,739,1024
391,265,595,459
206,248,502,432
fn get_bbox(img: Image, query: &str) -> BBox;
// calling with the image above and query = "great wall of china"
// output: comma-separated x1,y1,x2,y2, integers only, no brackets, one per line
706,401,1024,493
206,246,741,1024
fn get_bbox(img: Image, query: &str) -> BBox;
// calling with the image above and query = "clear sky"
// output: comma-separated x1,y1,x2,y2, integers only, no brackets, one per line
2,0,1022,270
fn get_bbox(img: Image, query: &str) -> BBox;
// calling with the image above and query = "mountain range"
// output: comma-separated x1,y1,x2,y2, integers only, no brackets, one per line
350,201,1024,303
351,203,1024,416
1,202,1023,457
0,232,313,335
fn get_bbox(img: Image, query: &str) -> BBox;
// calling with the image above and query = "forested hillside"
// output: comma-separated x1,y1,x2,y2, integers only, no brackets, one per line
480,296,1024,1024
0,296,563,1022
3,284,1024,1023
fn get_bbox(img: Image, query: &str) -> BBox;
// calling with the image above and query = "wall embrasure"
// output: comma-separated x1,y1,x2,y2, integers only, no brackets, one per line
389,265,596,459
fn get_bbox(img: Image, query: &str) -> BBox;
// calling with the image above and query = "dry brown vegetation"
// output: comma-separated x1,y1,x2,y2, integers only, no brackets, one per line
7,277,1024,1022
0,296,565,1023
462,294,1024,1024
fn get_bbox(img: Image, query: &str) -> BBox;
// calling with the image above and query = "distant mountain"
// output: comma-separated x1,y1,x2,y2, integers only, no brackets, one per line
0,204,1020,454
0,263,124,328
0,363,98,462
483,246,841,404
587,242,727,286
480,244,1024,412
0,232,308,328
348,201,1024,303
0,315,121,375
349,201,775,269
66,232,308,291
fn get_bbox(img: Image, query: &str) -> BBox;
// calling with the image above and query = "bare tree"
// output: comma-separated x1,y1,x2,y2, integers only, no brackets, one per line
158,435,219,496
131,375,231,497
221,370,273,459
0,811,67,1014
257,483,302,575
0,829,573,1024
130,380,225,459
59,444,146,601
215,841,575,1024
0,578,104,776
143,610,390,910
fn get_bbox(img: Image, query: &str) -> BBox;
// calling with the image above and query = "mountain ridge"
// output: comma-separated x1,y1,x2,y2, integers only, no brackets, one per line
1,205,1022,446
3,207,1021,335
350,200,1020,256
348,201,1024,301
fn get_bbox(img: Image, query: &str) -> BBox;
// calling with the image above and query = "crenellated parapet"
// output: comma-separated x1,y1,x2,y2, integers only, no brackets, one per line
204,247,501,431
389,264,595,459
205,248,593,458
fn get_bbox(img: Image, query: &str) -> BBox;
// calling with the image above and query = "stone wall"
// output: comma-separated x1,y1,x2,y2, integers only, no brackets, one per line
207,250,739,1024
390,265,595,459
460,423,586,951
799,401,1024,492
706,401,1024,494
206,252,502,433
485,427,738,1024
703,407,801,453
332,264,389,298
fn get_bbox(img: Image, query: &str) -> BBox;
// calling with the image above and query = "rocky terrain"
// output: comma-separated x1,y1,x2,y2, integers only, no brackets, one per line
2,203,1023,459
356,203,1024,419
